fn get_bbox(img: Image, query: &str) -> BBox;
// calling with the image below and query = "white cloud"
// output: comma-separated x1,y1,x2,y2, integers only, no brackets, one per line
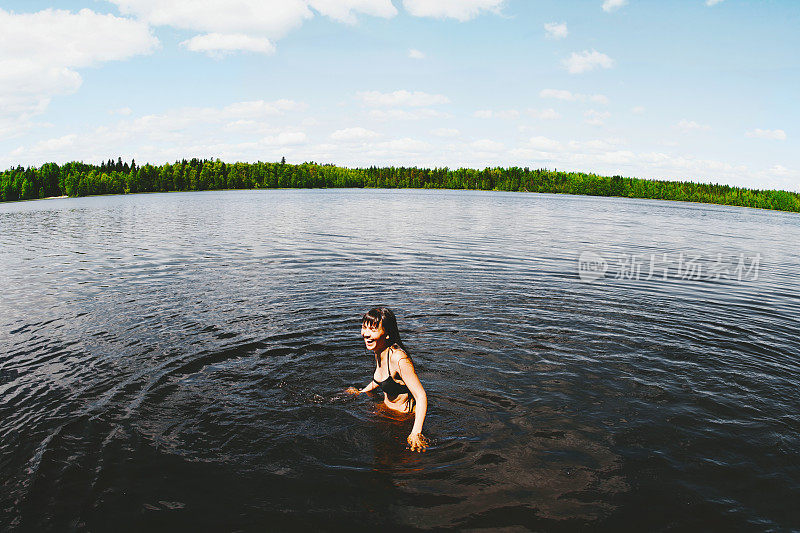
181,33,276,56
631,106,645,114
309,0,398,23
108,0,396,33
408,48,426,59
375,137,431,153
585,109,611,126
471,139,504,151
539,89,609,104
34,134,79,152
110,107,134,116
746,128,786,140
768,164,791,177
758,165,799,191
568,138,624,152
528,136,563,151
430,128,460,137
540,89,574,101
223,99,305,116
756,165,799,193
527,108,561,120
402,0,504,21
515,137,633,169
312,134,798,192
262,132,307,145
473,109,518,119
0,9,158,68
544,22,568,40
5,98,312,167
331,127,380,140
705,0,724,6
106,0,396,58
105,0,503,55
369,109,449,120
224,119,278,135
107,0,306,39
676,119,711,132
0,8,158,139
506,136,794,191
563,49,614,74
358,90,450,107
602,0,628,12
11,105,797,192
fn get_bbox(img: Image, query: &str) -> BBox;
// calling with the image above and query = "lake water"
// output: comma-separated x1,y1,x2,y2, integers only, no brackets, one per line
1,189,799,531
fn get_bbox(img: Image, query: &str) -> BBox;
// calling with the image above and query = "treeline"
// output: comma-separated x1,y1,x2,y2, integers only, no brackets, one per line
2,157,798,212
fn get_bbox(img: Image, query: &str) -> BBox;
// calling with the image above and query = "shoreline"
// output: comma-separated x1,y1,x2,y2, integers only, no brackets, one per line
3,187,796,215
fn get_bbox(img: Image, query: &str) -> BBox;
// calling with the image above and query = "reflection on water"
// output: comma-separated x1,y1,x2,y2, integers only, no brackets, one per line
1,189,799,530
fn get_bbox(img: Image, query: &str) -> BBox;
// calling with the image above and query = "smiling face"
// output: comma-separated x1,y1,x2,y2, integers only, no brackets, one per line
361,320,388,353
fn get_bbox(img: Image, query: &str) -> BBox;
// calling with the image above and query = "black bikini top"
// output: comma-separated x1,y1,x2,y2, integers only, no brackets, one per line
373,349,410,400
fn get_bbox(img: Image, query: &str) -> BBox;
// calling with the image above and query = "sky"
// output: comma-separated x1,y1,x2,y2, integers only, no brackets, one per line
1,0,798,191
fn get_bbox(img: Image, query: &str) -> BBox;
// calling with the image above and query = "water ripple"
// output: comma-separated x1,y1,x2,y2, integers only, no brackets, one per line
1,190,799,530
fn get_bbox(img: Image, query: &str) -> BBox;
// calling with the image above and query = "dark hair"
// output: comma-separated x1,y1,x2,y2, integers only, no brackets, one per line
362,307,410,355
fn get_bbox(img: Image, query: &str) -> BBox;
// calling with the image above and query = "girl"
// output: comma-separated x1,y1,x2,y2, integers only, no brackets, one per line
347,307,429,452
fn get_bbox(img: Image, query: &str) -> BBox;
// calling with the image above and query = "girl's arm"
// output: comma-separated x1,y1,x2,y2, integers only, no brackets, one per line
346,379,379,394
360,380,379,394
397,356,428,451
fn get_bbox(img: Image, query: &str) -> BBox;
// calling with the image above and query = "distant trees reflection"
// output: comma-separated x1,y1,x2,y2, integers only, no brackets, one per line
2,158,798,212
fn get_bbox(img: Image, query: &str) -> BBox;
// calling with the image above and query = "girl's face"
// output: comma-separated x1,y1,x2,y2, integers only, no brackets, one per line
361,321,387,352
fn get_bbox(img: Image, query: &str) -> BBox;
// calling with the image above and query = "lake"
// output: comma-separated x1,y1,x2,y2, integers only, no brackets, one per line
1,189,799,531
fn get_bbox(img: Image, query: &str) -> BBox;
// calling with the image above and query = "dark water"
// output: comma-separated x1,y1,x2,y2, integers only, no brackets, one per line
1,189,799,531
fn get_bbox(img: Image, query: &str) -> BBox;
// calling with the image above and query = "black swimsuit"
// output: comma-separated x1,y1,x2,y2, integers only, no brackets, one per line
373,350,410,400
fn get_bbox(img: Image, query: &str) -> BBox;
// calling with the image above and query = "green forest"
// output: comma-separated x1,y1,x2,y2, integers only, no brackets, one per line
2,157,798,212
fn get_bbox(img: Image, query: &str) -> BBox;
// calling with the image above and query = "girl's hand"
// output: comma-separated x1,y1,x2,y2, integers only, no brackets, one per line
345,386,360,395
407,432,429,452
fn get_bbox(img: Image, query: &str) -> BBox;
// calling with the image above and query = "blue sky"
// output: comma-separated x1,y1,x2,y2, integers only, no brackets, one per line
1,0,798,191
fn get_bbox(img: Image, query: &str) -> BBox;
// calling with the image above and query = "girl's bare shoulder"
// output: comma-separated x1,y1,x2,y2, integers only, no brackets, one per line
391,345,412,365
